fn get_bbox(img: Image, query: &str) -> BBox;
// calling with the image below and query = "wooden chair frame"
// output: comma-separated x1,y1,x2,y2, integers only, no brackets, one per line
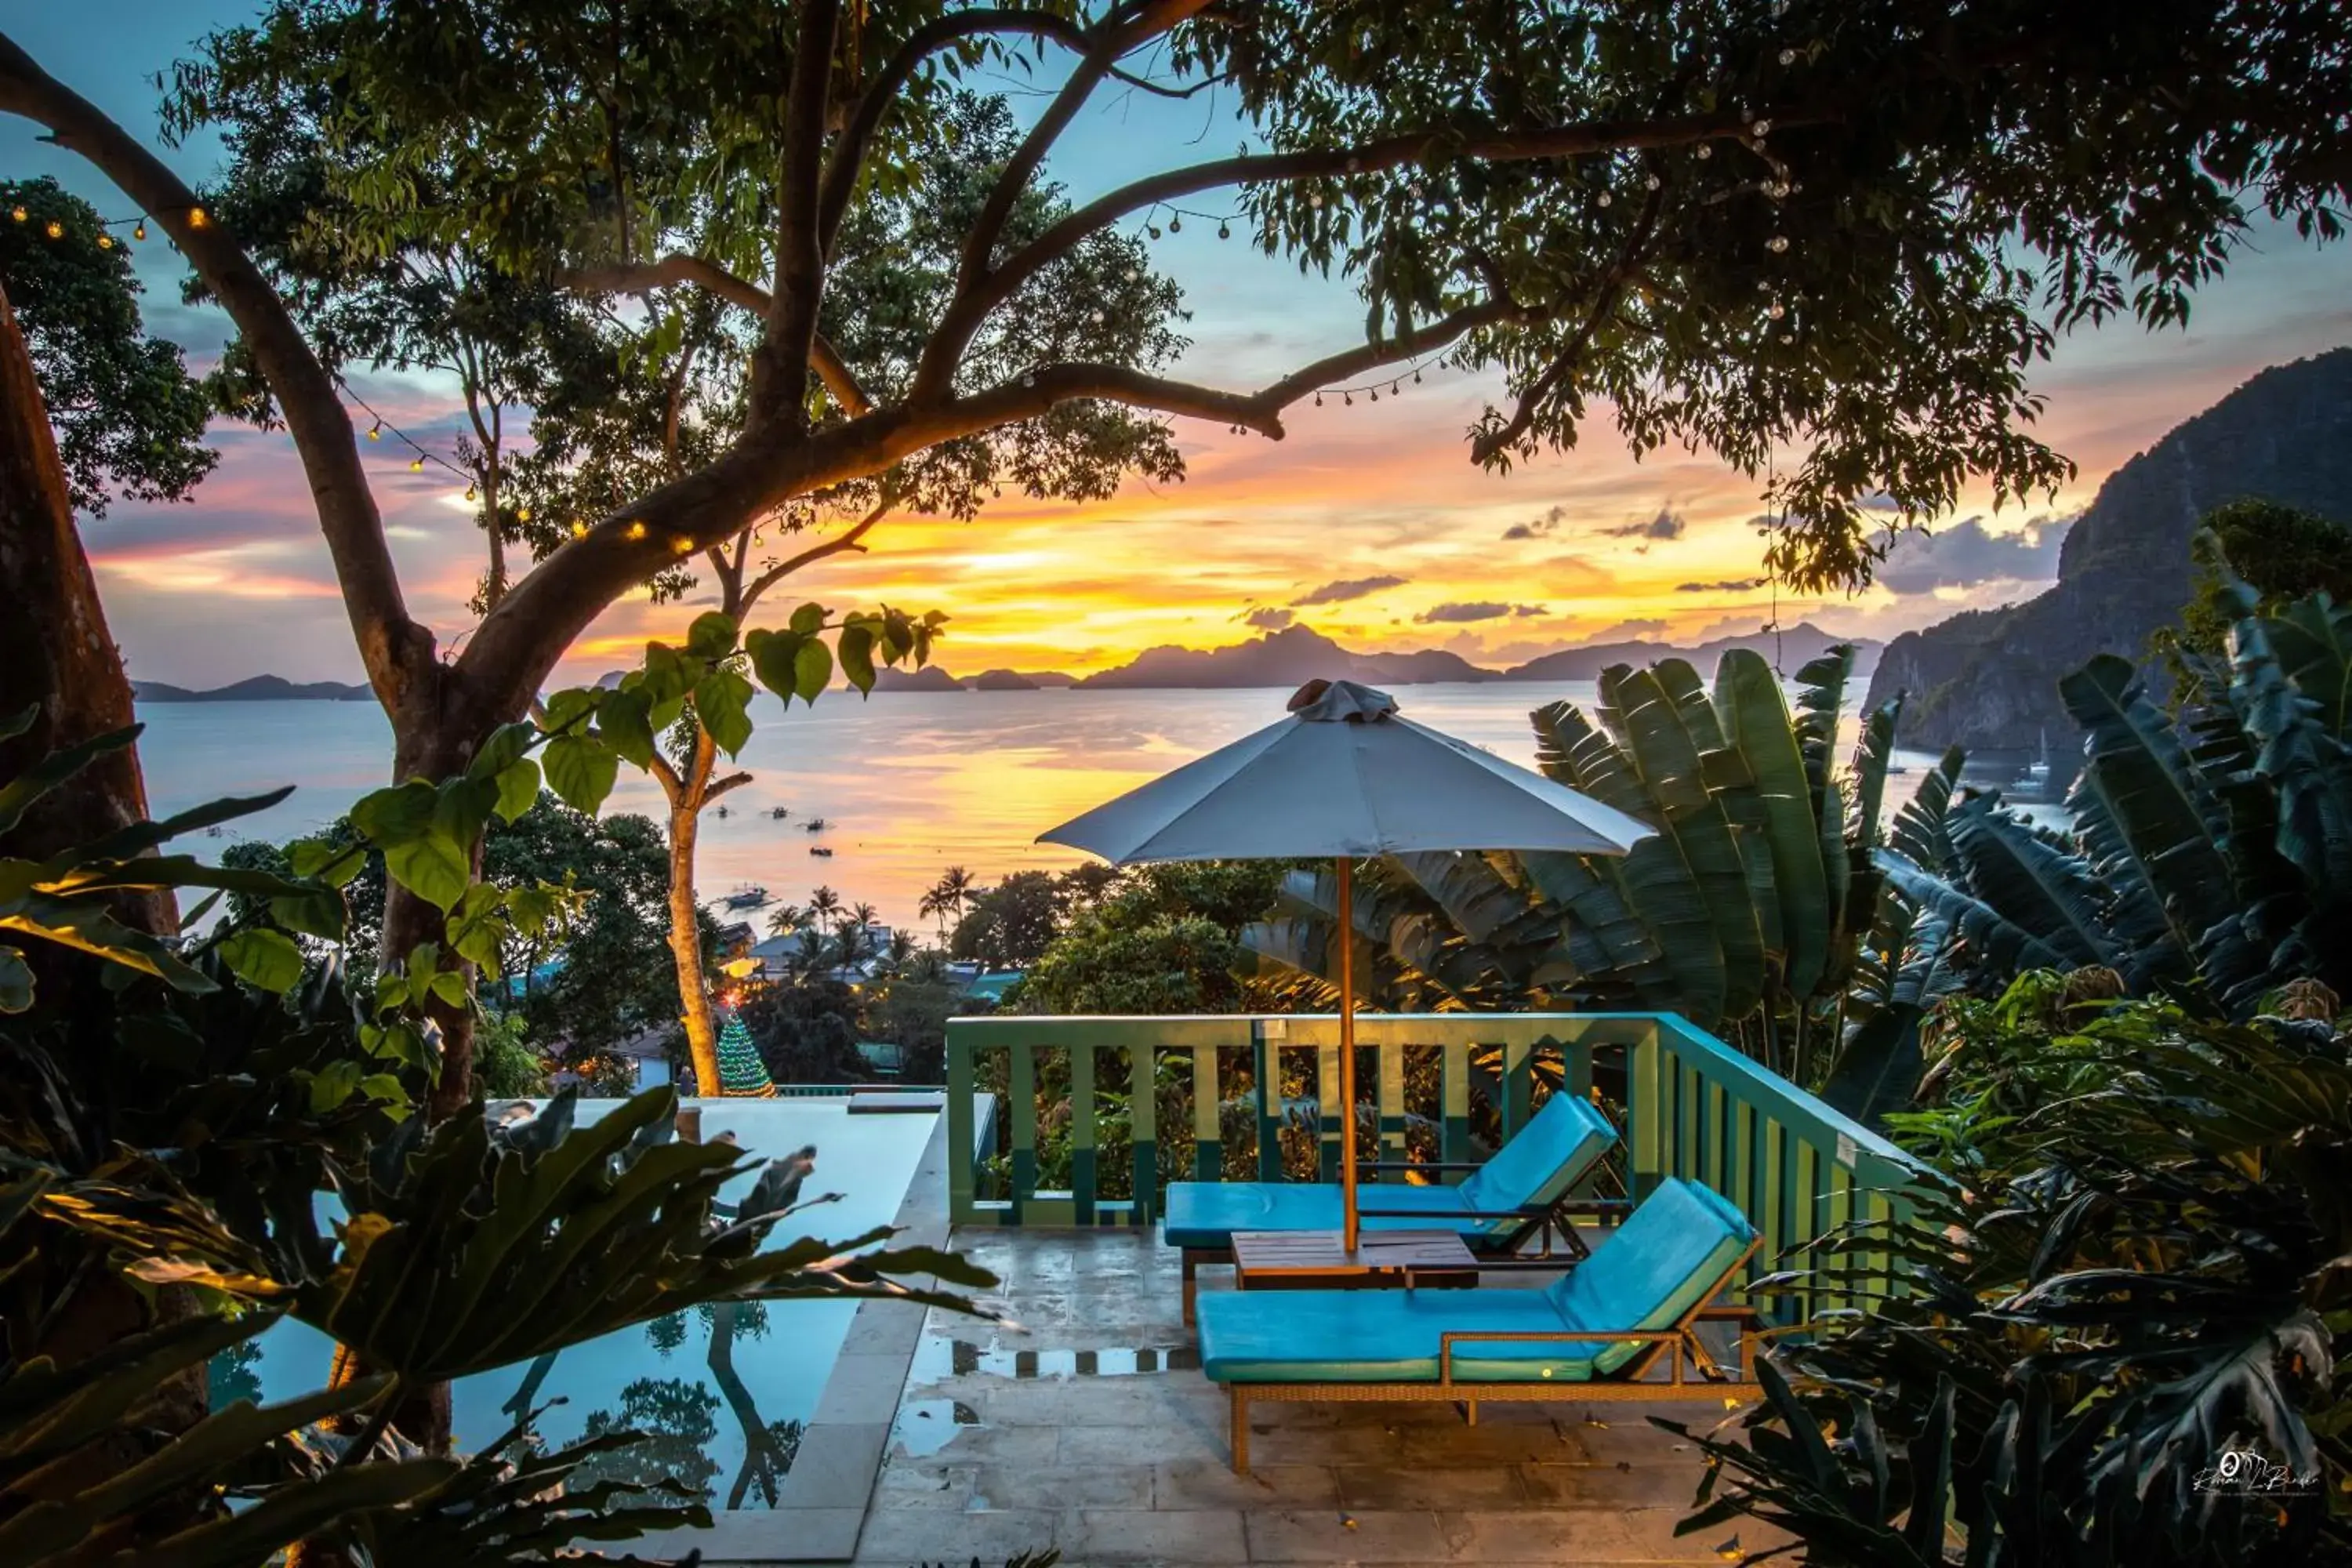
1218,1240,1762,1475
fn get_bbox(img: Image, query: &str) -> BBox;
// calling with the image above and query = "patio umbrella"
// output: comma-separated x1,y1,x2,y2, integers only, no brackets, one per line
1038,678,1653,1252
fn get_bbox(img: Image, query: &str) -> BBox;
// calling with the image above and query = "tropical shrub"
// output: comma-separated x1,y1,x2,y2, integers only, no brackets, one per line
1880,565,2352,1017
1669,979,2350,1566
0,731,991,1564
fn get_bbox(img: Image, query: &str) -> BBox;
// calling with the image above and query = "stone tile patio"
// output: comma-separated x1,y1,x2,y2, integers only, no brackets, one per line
811,1228,1775,1568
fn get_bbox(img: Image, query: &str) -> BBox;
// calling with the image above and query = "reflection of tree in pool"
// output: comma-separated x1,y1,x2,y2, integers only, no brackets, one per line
571,1377,724,1503
647,1300,769,1359
208,1339,264,1409
707,1301,800,1508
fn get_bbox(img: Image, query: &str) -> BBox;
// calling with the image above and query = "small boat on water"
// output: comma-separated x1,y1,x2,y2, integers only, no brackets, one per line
2020,728,2053,791
768,806,789,820
803,817,830,833
723,884,772,910
809,845,834,858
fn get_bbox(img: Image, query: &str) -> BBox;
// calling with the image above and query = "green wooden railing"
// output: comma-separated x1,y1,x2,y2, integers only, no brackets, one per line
945,1012,1926,1321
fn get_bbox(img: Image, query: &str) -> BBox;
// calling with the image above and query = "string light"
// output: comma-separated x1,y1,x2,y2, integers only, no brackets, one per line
1768,235,1790,252
516,506,531,522
571,520,589,539
133,221,147,241
44,220,63,239
1779,48,1798,65
368,420,383,441
97,234,114,249
409,457,425,472
8,206,23,223
624,520,648,541
187,207,208,228
465,481,477,502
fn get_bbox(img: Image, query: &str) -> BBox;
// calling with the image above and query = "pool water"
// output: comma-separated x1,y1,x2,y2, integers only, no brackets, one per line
211,1099,938,1510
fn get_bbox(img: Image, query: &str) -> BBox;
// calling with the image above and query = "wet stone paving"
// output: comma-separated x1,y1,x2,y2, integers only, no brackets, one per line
793,1229,1781,1567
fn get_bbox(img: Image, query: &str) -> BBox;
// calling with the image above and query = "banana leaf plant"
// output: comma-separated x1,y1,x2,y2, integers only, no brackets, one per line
1869,564,2352,1018
1244,646,1906,1085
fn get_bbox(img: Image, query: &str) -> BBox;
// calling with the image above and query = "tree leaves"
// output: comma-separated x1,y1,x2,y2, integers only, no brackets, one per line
541,734,619,816
216,927,304,993
693,669,754,757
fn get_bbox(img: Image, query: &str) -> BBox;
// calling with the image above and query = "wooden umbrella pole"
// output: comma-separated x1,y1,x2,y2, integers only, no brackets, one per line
1338,855,1358,1254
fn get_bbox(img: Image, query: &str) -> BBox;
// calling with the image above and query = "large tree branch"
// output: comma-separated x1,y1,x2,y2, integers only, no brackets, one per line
913,0,1215,397
0,31,431,715
753,0,844,435
740,496,891,612
458,296,1504,726
817,9,1086,256
562,255,872,416
935,109,1794,376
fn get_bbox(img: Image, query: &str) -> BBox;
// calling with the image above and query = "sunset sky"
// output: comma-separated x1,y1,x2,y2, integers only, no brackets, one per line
13,4,2352,688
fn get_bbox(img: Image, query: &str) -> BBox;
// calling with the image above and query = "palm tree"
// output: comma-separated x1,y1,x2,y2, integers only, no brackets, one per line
807,885,842,936
886,929,917,971
922,866,974,940
764,902,805,939
849,901,879,942
940,865,975,922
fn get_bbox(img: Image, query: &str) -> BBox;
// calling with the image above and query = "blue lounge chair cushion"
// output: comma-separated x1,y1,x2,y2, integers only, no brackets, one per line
1163,1091,1616,1251
1197,1177,1755,1385
1163,1181,1475,1250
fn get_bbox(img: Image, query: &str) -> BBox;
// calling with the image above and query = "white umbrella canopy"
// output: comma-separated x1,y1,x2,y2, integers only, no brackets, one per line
1038,679,1654,1252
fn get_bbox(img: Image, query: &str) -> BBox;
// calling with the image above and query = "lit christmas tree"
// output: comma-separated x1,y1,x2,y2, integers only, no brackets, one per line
713,1004,776,1098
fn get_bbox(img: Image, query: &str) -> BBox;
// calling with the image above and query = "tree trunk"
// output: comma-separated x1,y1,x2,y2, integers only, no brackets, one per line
0,279,209,1474
386,711,485,1127
669,728,721,1094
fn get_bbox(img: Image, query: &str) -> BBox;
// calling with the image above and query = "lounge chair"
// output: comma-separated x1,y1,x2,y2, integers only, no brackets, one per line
1195,1177,1762,1473
1163,1091,1621,1321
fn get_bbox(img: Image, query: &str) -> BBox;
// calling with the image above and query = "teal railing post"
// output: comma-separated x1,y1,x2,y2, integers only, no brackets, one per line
1130,1037,1157,1223
1316,1028,1341,1183
1252,1018,1284,1181
1439,1038,1472,1170
1069,1037,1096,1225
1628,1019,1665,1201
946,1022,976,1224
1191,1041,1222,1182
1008,1041,1036,1226
1374,1022,1407,1169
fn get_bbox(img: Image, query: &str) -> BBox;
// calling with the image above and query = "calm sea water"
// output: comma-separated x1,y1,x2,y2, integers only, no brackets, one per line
135,684,1972,928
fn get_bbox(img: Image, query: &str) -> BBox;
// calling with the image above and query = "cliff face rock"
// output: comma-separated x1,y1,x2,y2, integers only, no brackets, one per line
1866,350,2352,750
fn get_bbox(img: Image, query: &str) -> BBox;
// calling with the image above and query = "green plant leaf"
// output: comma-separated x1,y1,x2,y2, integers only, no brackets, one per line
386,833,471,913
686,611,739,659
352,779,439,846
596,686,656,768
838,622,877,695
0,946,30,1012
695,669,755,757
793,637,834,703
0,724,140,835
543,735,619,815
465,721,537,783
789,601,826,636
216,927,304,992
493,757,543,822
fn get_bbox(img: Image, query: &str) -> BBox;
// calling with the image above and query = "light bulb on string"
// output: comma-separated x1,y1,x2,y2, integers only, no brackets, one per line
1779,48,1797,65
465,482,477,502
516,506,531,522
1218,221,1230,240
1696,144,1712,160
1413,370,1421,383
1597,191,1613,208
8,206,24,223
1167,213,1180,233
368,420,383,441
1767,303,1787,321
44,220,62,239
1343,392,1352,405
1369,388,1378,402
1147,224,1161,240
133,222,147,241
1646,173,1661,190
1389,380,1399,395
97,234,113,249
1768,235,1789,252
1314,392,1323,406
409,457,424,473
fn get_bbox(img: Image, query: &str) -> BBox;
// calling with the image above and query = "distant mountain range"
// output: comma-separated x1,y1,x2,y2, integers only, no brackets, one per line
133,675,372,703
1864,349,2352,750
165,622,1878,706
1071,621,1875,689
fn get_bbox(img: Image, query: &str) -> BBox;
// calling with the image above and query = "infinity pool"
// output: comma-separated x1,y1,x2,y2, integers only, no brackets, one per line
212,1098,939,1510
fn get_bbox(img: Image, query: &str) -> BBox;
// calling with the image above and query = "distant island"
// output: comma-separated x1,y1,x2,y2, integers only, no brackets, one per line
171,625,1880,708
133,675,372,703
1069,621,1876,690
